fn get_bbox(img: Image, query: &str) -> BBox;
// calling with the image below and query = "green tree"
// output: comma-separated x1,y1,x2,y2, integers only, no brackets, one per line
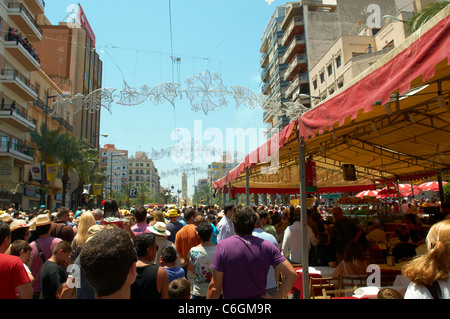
57,135,81,208
72,139,102,209
406,1,449,33
136,183,152,206
444,182,450,200
29,124,66,165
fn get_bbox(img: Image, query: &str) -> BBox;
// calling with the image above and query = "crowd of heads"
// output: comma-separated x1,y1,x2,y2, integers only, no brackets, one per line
1,195,449,300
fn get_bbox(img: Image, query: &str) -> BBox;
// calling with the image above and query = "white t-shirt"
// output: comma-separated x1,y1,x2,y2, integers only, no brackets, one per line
217,215,235,243
404,278,450,299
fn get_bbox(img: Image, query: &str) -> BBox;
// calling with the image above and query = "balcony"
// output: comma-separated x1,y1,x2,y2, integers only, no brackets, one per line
7,3,43,42
260,51,269,68
285,73,309,98
0,69,38,101
0,140,34,165
4,34,40,71
23,0,45,14
285,54,308,80
0,102,36,131
282,35,306,65
282,17,305,46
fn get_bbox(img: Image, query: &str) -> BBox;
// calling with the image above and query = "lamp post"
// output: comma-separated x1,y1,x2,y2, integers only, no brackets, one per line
40,93,71,207
109,152,125,199
382,15,407,23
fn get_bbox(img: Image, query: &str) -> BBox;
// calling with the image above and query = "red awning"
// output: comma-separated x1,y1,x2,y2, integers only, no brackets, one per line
214,119,297,189
298,13,450,140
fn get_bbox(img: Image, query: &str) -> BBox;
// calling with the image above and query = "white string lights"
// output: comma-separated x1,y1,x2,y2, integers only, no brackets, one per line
48,69,274,117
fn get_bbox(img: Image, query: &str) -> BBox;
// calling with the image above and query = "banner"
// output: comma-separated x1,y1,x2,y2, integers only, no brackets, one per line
30,165,41,180
46,164,58,181
93,184,102,196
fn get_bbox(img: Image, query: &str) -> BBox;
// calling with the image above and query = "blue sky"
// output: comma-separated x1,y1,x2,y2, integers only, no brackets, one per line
43,0,281,196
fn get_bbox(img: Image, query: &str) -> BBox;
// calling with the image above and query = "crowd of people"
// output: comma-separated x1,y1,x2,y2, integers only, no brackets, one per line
0,198,449,299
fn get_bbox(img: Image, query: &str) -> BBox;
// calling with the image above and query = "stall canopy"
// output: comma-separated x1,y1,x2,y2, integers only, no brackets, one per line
214,6,450,196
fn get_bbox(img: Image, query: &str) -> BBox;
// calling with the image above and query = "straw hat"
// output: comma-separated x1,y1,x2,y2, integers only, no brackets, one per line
10,219,29,232
35,214,52,227
166,208,180,218
0,213,12,223
148,221,171,237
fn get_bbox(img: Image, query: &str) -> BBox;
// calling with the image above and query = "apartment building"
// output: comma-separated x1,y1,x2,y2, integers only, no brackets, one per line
34,4,103,149
261,0,397,132
0,0,76,209
100,144,128,198
128,151,161,195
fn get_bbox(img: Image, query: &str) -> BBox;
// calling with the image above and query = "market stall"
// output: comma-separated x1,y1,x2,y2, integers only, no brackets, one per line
214,7,450,298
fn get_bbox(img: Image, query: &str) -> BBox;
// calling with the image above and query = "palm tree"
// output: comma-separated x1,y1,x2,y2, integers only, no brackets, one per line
136,183,151,206
57,134,81,207
29,124,66,165
405,1,449,33
72,139,101,208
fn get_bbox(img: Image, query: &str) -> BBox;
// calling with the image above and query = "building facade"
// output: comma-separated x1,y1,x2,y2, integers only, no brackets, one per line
34,4,103,149
0,0,77,210
100,144,128,198
127,151,160,195
261,0,397,133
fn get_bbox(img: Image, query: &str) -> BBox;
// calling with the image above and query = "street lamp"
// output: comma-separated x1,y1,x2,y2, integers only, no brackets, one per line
299,93,321,100
109,152,125,199
40,93,71,207
382,15,407,23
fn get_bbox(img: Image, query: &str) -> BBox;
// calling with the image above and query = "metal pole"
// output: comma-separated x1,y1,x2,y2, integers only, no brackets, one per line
298,135,309,299
110,154,113,199
245,167,250,205
396,176,403,214
437,172,445,206
40,95,49,207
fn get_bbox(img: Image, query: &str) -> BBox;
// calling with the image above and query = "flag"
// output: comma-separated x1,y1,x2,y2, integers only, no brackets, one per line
46,164,58,181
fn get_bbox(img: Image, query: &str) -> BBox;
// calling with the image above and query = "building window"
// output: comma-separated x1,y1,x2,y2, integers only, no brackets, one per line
313,80,318,90
335,55,341,68
327,64,333,76
320,72,325,83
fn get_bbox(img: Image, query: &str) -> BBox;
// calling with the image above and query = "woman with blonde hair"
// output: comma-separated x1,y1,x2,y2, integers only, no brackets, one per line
70,212,96,262
150,211,167,226
403,220,450,299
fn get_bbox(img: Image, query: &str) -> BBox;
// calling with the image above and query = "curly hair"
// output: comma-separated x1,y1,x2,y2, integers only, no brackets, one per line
402,220,450,286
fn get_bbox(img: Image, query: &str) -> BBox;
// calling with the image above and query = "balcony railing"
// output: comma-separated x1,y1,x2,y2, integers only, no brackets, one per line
283,35,306,64
1,69,39,94
282,17,304,45
0,139,34,159
5,29,41,64
7,3,43,35
285,54,308,78
0,101,37,126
